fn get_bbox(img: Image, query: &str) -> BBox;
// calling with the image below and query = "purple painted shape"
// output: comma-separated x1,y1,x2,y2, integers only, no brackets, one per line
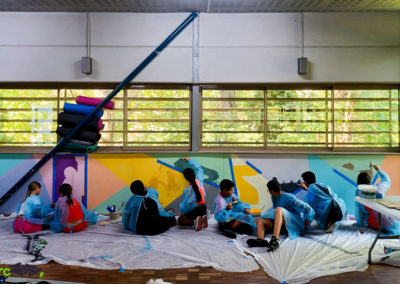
0,157,50,213
54,156,78,202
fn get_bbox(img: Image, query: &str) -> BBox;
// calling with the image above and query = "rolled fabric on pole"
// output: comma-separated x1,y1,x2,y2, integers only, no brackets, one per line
62,142,99,153
63,103,103,118
70,139,95,146
57,127,101,143
58,112,102,131
99,120,104,130
76,96,114,110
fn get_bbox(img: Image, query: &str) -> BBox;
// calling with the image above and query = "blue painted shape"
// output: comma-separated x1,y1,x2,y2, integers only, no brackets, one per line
228,158,238,195
371,173,378,185
157,159,182,173
308,154,356,214
333,169,357,187
245,161,262,174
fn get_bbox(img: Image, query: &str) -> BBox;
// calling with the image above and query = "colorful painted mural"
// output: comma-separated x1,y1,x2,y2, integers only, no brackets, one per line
0,153,399,216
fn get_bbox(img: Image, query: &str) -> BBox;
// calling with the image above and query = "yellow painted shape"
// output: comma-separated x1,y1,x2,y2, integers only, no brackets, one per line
90,153,187,207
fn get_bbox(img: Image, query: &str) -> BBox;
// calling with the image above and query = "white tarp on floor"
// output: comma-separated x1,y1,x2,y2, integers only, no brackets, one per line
0,217,258,272
236,222,400,284
1,216,399,283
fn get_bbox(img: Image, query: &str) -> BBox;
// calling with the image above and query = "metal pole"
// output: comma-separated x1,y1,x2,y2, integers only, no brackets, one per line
0,12,198,207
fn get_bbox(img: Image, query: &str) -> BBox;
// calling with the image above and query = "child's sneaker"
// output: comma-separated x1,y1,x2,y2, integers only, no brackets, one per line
222,228,237,239
202,215,208,229
247,238,269,247
194,216,202,231
266,236,280,251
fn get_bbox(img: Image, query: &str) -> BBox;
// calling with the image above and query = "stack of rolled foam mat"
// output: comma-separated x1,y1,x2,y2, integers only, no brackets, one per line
57,96,114,153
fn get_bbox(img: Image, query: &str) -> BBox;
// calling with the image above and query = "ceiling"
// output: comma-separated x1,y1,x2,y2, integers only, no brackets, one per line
0,0,400,13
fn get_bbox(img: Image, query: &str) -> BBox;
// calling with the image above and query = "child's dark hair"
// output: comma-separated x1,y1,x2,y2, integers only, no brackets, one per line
183,167,202,203
301,171,316,184
220,179,234,192
267,180,282,193
130,180,145,195
24,181,41,202
59,183,73,205
357,172,371,185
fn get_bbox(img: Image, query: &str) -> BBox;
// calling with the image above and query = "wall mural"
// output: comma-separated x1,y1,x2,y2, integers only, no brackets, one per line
0,153,399,215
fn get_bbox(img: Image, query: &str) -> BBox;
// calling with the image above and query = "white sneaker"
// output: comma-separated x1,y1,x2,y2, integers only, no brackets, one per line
194,216,202,231
325,222,337,233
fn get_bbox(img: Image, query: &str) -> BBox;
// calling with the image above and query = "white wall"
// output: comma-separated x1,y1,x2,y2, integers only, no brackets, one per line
0,12,399,83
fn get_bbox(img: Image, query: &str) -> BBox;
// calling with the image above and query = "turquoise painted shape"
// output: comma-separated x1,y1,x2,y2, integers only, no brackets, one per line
0,154,31,177
94,185,131,214
307,154,359,214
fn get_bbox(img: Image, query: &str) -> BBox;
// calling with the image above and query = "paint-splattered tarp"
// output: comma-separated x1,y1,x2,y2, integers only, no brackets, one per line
236,221,400,284
1,216,399,283
0,217,258,272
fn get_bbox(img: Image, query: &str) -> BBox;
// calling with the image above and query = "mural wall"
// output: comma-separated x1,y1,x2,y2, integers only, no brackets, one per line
1,153,399,215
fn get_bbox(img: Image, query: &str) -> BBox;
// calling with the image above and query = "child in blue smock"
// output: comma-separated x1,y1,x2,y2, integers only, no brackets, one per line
122,180,176,235
355,165,399,234
247,179,315,251
177,157,207,231
214,179,256,239
14,181,54,234
300,171,346,233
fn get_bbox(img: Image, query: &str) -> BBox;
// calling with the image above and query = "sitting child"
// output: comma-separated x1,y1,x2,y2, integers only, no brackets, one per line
123,180,176,235
214,179,256,239
247,179,314,251
177,157,208,231
14,181,54,234
50,183,97,233
355,165,399,234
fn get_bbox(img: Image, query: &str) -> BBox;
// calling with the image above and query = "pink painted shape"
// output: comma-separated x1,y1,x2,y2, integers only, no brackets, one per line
87,157,127,209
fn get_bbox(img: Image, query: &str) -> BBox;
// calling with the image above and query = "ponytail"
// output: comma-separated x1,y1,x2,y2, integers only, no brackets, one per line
24,181,41,202
183,168,202,203
59,183,73,206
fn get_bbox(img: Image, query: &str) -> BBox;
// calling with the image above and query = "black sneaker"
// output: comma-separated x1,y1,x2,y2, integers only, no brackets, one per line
266,236,280,251
247,238,269,247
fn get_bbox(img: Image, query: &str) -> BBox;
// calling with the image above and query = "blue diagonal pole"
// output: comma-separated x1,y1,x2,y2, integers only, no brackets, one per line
0,12,198,208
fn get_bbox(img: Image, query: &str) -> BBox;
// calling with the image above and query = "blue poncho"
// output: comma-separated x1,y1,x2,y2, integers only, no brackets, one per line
123,189,173,234
306,182,346,229
179,159,206,215
214,193,256,233
355,170,399,234
146,187,174,218
15,195,53,225
261,192,315,239
50,195,97,233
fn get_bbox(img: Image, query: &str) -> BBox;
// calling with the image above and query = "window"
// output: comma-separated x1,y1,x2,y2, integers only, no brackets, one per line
125,88,190,149
201,89,265,148
0,89,58,146
333,89,399,149
200,87,399,151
